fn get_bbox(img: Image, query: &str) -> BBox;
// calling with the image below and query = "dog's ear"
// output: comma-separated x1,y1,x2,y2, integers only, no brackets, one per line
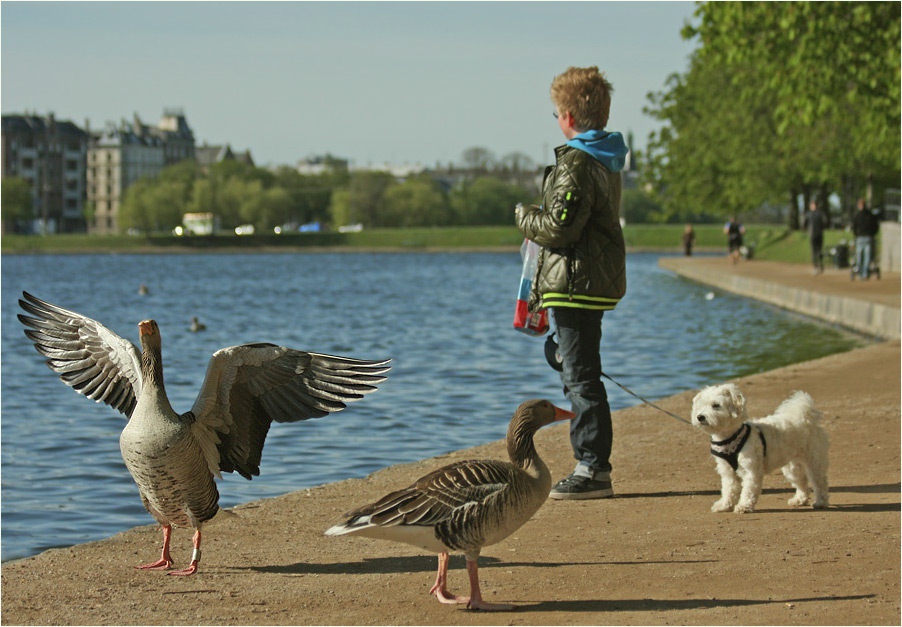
727,385,746,419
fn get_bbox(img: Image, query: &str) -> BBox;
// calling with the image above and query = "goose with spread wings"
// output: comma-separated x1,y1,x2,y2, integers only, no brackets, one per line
17,291,390,576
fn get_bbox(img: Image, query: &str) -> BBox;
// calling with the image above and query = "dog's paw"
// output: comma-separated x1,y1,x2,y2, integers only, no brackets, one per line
733,503,755,514
788,494,810,507
812,499,829,509
711,500,734,513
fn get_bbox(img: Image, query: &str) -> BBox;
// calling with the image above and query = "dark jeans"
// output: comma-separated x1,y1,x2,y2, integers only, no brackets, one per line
811,235,824,269
552,307,613,473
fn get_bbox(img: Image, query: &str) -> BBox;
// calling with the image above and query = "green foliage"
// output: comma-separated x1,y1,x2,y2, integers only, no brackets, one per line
645,1,901,225
119,177,188,233
330,171,396,227
118,178,156,232
380,176,451,227
621,188,665,224
1,177,34,224
450,178,531,226
273,166,341,225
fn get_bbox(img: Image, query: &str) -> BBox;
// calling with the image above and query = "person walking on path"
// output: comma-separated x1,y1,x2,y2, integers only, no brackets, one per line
724,217,745,264
852,198,880,279
515,66,628,500
805,201,828,275
682,224,696,256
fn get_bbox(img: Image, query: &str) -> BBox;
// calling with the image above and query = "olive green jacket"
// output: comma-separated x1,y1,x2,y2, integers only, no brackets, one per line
515,144,627,312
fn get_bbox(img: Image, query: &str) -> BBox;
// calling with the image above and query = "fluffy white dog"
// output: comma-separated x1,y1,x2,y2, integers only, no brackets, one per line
690,383,829,513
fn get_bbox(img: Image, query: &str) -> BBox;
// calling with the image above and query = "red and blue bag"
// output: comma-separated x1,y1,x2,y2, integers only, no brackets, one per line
513,238,549,335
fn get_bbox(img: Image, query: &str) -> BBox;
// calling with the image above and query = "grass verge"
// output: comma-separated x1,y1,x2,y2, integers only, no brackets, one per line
2,224,869,265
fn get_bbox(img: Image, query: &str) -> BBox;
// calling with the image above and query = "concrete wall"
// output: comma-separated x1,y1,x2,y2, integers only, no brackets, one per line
659,257,900,340
881,221,900,272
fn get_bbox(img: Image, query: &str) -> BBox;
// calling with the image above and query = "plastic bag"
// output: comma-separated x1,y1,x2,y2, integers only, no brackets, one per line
513,238,549,335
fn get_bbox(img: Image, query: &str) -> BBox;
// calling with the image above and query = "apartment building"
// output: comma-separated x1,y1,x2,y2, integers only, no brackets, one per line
87,121,165,234
1,113,89,233
86,110,195,234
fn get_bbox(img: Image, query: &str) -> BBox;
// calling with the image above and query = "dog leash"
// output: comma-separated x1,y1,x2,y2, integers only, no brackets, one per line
545,332,691,425
600,371,692,425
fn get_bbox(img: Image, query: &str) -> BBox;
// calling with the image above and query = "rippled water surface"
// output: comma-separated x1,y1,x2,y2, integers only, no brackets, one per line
1,251,864,561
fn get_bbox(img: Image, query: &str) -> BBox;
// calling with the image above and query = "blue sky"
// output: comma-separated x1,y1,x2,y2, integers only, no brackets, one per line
1,1,698,168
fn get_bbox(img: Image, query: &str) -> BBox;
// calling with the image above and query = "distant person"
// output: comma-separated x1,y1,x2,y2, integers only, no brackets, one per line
852,198,880,279
682,224,696,256
724,217,745,264
804,201,828,275
515,65,628,500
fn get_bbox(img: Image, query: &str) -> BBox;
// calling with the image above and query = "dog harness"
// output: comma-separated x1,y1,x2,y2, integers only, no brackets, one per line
710,423,767,471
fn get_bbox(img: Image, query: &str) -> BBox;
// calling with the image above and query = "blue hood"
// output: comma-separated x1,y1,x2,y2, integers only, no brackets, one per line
566,130,629,172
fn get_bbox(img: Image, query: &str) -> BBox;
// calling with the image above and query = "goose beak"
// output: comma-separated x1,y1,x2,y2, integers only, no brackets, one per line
138,320,155,336
553,406,576,421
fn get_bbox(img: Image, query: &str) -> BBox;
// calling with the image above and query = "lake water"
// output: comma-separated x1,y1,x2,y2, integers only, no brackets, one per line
0,251,864,562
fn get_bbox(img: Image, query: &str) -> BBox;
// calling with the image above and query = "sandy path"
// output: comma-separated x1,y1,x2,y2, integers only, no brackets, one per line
2,338,898,626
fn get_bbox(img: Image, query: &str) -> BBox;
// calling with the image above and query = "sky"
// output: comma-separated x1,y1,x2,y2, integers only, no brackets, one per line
1,1,698,169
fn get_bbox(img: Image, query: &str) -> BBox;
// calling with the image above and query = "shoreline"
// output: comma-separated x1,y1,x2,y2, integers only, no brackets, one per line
1,245,723,256
1,259,899,626
659,256,901,340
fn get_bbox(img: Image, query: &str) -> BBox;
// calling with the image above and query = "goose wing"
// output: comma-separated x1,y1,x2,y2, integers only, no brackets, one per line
188,344,389,480
345,459,517,528
17,292,142,417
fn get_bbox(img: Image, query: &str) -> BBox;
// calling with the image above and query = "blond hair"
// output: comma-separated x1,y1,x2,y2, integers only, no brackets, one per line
550,66,613,131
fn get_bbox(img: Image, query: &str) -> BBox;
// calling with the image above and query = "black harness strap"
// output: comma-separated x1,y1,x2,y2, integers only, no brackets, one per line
710,423,767,471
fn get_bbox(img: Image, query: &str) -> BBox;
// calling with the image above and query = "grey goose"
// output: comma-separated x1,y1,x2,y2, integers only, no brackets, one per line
326,399,574,611
18,291,390,576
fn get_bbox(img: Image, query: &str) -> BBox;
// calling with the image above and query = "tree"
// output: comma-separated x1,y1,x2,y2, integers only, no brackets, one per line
241,186,291,232
351,171,396,226
644,2,900,225
118,177,187,233
451,178,529,226
380,176,451,227
118,178,157,233
460,147,495,174
218,177,262,229
2,177,34,231
620,188,666,224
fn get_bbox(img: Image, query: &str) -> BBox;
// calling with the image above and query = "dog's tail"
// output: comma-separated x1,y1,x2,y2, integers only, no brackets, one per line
777,390,823,424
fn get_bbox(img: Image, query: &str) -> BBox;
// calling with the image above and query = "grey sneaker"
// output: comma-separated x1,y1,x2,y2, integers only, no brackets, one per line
549,473,614,500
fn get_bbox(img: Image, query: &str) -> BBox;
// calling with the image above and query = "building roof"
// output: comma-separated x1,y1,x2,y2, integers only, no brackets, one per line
195,143,254,168
2,114,87,138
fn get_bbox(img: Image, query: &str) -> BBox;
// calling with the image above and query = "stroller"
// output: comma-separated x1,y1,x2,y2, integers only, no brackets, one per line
850,236,881,280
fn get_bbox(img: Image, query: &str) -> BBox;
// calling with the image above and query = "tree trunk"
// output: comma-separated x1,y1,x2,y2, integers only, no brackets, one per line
788,187,801,230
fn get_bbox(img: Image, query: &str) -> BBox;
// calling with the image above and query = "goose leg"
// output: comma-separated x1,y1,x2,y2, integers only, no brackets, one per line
429,552,468,604
465,558,514,611
169,529,201,576
136,524,173,570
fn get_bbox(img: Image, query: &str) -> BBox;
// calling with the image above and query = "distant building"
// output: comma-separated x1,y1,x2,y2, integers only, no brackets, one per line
1,113,89,233
86,111,196,234
195,143,254,170
86,120,165,234
296,154,348,176
351,161,426,181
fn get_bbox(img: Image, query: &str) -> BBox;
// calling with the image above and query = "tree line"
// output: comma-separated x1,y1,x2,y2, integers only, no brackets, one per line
113,150,549,234
642,1,900,227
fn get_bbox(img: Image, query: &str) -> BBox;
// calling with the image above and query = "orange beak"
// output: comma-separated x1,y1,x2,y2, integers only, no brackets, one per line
138,320,155,336
553,406,577,421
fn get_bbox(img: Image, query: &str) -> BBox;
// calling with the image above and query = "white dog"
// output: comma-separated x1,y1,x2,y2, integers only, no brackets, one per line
690,383,829,513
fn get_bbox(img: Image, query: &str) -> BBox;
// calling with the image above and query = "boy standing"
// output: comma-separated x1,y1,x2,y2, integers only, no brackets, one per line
515,66,628,499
